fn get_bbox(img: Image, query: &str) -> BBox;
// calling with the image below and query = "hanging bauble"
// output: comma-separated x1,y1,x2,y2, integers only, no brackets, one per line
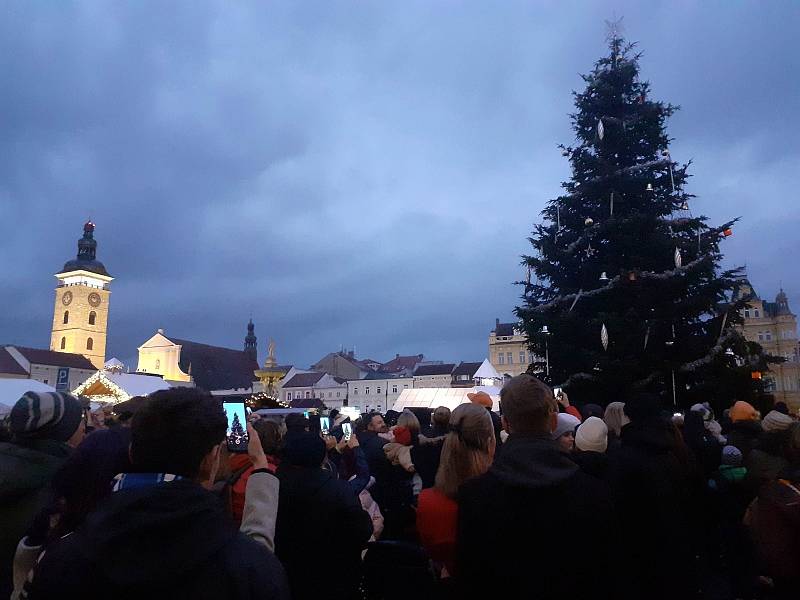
751,371,762,380
562,149,569,156
541,325,550,335
723,228,733,237
601,324,609,351
584,217,594,226
599,271,609,283
674,247,682,268
679,201,690,211
597,119,605,140
724,348,735,357
661,150,670,157
646,183,654,192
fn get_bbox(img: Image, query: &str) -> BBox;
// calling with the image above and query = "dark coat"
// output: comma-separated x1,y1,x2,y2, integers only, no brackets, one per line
24,479,288,600
608,420,696,600
456,433,615,599
276,465,372,600
0,439,71,597
357,431,413,513
410,435,444,490
572,449,609,481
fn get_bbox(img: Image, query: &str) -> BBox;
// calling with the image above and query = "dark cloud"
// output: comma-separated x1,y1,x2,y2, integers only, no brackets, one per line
1,1,798,369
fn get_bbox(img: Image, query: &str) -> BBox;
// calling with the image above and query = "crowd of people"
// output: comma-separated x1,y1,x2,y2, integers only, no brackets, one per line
1,376,799,599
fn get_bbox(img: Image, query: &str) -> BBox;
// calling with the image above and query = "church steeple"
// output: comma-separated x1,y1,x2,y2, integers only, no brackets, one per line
244,319,258,362
61,221,110,277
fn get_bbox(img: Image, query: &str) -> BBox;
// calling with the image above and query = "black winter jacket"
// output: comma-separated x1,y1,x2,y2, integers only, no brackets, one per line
456,433,615,599
24,480,288,600
275,466,372,600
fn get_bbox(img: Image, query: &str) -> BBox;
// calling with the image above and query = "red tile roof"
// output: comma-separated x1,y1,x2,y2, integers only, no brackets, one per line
413,364,455,376
169,337,259,391
0,347,29,376
13,346,96,370
381,354,424,373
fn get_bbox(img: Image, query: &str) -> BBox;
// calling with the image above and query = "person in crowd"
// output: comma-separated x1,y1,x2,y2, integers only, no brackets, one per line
384,410,420,472
456,374,615,599
603,401,629,451
746,423,800,599
283,413,309,439
229,419,283,525
275,431,372,600
383,409,400,428
551,412,580,453
744,407,794,494
417,403,495,579
773,401,790,416
326,429,370,495
467,391,503,446
608,393,696,600
726,400,761,458
683,410,722,477
708,445,754,599
411,407,449,490
23,388,288,600
690,402,727,445
12,426,131,599
0,391,86,598
572,416,609,479
579,403,604,420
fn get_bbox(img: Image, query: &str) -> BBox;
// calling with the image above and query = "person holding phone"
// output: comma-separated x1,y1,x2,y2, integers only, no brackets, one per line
23,388,289,600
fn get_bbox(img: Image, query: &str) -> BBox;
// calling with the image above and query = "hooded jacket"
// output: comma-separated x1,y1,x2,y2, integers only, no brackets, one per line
24,479,288,600
275,466,372,600
608,419,696,600
456,433,615,599
0,439,71,597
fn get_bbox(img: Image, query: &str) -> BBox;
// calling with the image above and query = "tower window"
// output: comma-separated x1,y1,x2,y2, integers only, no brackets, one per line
86,338,93,351
63,311,69,324
89,311,96,325
60,337,66,350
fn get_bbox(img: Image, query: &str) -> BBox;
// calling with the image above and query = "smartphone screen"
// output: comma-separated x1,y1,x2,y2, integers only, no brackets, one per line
553,387,562,399
303,411,310,419
320,416,330,435
342,422,352,441
224,402,249,453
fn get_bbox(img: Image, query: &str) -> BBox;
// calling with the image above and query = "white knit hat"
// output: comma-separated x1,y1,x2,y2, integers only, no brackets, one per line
552,413,581,440
575,416,608,453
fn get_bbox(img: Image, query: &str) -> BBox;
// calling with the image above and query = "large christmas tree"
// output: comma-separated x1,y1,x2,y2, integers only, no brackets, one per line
517,31,774,410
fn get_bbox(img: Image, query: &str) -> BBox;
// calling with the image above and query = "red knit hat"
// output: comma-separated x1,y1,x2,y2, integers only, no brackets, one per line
393,426,412,446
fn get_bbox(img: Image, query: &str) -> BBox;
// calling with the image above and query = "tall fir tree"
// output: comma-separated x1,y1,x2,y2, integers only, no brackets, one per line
516,33,775,411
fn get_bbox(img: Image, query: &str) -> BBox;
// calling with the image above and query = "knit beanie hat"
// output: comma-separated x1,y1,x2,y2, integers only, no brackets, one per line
10,391,83,442
729,401,758,423
721,445,743,467
283,431,326,468
575,416,608,453
551,413,580,440
690,402,713,421
392,426,412,446
761,409,794,433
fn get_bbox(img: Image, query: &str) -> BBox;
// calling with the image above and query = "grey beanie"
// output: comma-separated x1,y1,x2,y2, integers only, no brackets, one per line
10,391,84,442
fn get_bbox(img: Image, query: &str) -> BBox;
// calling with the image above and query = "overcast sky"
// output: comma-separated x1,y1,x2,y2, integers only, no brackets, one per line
2,1,798,369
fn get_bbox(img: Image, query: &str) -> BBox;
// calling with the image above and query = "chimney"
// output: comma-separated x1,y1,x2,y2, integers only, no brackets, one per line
495,318,499,328
396,353,400,359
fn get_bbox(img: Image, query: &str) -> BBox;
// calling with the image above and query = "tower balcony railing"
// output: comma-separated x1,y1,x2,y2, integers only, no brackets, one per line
57,281,109,290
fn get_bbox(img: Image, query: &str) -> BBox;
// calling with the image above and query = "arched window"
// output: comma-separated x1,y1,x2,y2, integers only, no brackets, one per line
89,311,96,325
155,359,160,370
63,311,69,324
86,338,93,351
60,337,66,350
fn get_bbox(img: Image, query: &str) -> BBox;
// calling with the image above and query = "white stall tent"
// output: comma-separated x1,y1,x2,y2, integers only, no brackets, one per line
390,386,500,413
0,379,58,416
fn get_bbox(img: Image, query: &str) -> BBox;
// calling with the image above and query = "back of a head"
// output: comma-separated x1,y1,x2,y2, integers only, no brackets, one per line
623,393,662,423
10,391,84,443
603,401,628,436
130,388,226,479
435,403,495,498
253,419,283,456
283,431,326,468
284,412,310,433
397,409,421,435
499,374,556,435
432,406,451,431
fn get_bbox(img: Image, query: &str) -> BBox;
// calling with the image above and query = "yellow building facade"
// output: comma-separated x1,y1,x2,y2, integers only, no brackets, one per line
50,222,113,370
738,283,800,410
488,319,534,377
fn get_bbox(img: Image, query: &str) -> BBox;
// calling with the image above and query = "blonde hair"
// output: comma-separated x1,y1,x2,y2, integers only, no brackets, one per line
397,409,421,435
434,403,495,499
603,402,629,437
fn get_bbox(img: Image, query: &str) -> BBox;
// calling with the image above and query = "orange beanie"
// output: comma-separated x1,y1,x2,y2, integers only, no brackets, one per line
730,400,757,423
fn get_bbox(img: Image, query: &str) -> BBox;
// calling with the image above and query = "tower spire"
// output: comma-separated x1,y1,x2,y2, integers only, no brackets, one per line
244,318,258,361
